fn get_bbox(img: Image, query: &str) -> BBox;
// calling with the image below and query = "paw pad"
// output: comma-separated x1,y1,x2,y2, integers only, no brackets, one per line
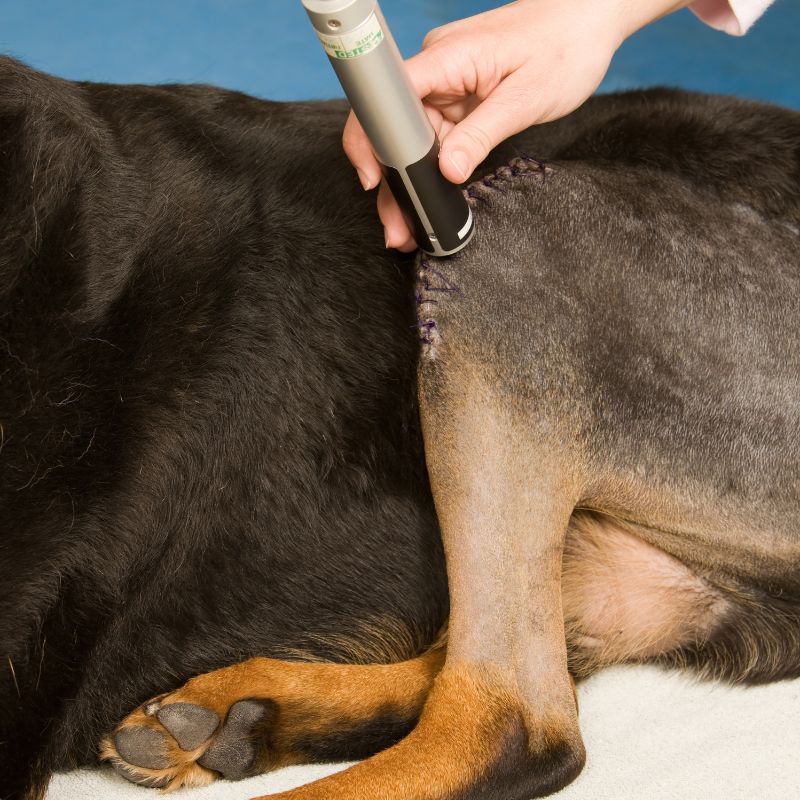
106,696,275,788
157,702,220,750
114,725,171,770
197,699,274,780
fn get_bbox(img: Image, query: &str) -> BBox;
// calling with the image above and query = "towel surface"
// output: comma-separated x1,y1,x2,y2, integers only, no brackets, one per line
47,664,800,800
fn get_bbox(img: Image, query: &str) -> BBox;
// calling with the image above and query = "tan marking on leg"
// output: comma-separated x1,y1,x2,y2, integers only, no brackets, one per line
101,646,444,789
257,664,581,800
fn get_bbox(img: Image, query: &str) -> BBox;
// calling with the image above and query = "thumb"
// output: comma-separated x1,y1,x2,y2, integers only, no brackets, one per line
438,84,531,183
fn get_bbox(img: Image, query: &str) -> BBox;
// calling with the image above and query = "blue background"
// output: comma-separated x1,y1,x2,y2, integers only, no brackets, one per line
0,1,797,108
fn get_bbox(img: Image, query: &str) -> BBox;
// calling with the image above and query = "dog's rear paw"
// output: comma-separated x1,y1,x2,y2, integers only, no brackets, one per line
102,687,276,789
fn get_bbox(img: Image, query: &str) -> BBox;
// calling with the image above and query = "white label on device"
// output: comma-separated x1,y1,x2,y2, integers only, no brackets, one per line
317,12,385,60
458,208,473,240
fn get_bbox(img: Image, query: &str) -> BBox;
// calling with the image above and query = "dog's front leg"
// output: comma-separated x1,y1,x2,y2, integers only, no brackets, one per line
264,369,585,800
415,369,586,798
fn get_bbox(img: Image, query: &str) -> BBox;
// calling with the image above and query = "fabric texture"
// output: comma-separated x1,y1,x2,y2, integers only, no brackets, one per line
46,665,800,800
691,0,775,34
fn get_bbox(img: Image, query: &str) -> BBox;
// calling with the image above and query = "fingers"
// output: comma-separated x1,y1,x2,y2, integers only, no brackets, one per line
403,46,450,103
437,77,533,184
343,27,518,249
341,0,619,254
346,100,451,252
403,36,529,185
342,112,381,191
343,101,446,188
343,114,414,251
377,180,415,251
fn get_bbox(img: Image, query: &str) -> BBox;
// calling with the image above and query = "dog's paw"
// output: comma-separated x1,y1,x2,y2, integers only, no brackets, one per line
101,687,276,789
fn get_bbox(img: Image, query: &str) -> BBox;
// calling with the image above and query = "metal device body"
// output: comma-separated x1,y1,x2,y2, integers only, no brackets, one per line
302,0,475,257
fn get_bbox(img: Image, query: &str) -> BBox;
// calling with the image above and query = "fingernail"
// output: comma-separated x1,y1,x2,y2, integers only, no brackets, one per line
357,169,373,191
447,149,469,181
385,234,392,249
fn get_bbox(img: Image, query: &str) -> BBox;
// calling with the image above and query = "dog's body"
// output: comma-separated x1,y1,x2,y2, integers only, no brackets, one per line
1,56,798,800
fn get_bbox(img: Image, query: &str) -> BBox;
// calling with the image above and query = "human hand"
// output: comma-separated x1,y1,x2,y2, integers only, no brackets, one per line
343,0,690,250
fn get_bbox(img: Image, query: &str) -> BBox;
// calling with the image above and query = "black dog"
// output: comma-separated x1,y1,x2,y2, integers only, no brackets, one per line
1,56,798,800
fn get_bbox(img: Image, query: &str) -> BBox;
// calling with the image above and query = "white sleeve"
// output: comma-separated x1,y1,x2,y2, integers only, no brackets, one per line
690,0,775,35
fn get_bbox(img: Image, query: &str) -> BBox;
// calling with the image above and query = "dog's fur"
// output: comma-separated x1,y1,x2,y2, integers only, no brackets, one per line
1,55,798,800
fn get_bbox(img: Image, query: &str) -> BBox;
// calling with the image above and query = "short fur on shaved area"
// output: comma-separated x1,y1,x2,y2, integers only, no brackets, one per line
1,54,798,800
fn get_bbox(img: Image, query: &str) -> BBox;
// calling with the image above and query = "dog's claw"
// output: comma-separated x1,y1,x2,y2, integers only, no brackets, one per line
113,725,171,769
144,701,160,716
157,702,220,750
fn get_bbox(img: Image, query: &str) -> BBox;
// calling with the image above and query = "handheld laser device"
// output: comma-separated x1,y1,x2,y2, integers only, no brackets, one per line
302,0,475,257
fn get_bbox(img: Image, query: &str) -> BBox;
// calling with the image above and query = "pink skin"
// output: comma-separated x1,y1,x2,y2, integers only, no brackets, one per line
342,0,692,251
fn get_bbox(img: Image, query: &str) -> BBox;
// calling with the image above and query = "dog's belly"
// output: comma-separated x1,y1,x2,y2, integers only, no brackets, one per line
579,480,800,589
559,503,800,682
562,511,729,670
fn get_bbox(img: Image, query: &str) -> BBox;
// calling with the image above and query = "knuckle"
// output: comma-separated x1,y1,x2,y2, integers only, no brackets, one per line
422,24,448,49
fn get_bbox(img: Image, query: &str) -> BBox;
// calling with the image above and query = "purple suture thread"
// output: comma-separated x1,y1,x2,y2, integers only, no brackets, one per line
466,185,488,205
519,154,549,181
412,318,438,346
464,155,549,200
415,288,438,309
419,262,461,295
483,175,507,194
416,259,457,348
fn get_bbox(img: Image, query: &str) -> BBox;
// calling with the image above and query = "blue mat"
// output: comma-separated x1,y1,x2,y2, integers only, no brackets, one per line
0,1,796,107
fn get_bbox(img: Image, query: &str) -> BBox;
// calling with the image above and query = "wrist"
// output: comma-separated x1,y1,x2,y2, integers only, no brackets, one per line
509,0,684,56
613,0,694,43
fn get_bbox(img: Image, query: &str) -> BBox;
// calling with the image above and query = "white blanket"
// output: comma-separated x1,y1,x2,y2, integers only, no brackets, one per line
47,664,800,800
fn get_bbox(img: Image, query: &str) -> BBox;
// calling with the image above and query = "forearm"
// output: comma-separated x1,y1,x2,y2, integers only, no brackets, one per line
613,0,774,38
511,0,693,50
612,0,694,43
526,0,773,44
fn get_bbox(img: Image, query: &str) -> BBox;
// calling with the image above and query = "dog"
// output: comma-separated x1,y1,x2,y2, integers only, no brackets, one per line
1,55,798,800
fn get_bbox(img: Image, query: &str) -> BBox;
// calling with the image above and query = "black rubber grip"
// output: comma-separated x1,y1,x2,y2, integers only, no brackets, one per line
383,163,433,252
382,140,473,254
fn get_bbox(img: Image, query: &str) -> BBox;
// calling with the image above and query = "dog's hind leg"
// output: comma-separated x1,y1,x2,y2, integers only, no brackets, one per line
101,644,444,789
